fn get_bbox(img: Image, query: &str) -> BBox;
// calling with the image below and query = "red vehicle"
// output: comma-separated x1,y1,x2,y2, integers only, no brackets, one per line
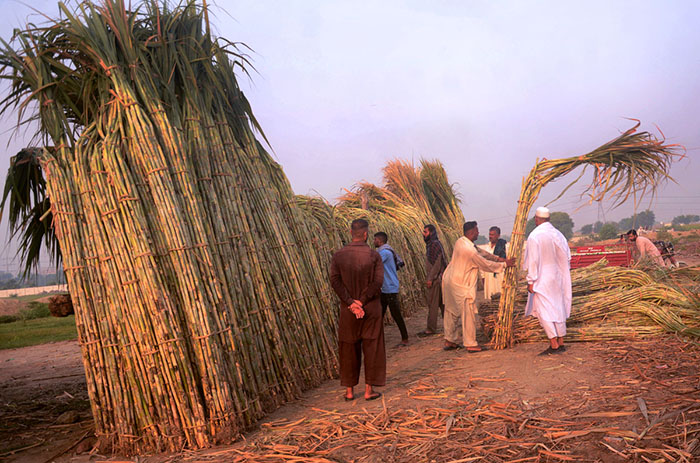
569,244,633,269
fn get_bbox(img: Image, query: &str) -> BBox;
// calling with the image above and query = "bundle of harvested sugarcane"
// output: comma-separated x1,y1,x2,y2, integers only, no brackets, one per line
419,159,464,232
0,0,338,453
481,262,700,343
492,123,684,348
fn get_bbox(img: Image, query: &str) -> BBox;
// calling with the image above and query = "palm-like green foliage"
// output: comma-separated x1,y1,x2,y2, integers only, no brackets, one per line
0,148,59,277
493,122,684,348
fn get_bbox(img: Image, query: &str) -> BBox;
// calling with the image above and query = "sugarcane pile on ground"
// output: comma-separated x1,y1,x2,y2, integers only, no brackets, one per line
297,159,464,319
481,260,700,343
0,0,339,453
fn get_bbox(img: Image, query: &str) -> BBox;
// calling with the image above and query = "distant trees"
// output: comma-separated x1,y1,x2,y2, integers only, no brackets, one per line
615,209,656,232
598,222,620,240
525,211,575,240
593,221,604,233
580,224,593,234
618,217,633,231
636,210,656,229
672,214,700,226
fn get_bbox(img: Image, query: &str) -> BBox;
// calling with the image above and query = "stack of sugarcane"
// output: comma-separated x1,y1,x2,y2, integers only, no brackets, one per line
0,0,339,453
480,260,700,343
297,159,464,319
492,123,684,348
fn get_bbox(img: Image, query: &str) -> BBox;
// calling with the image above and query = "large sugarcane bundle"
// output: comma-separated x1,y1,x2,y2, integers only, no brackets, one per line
0,0,337,453
481,260,700,343
492,123,683,348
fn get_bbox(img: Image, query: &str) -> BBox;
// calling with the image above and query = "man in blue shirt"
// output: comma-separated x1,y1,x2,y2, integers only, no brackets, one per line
373,232,409,346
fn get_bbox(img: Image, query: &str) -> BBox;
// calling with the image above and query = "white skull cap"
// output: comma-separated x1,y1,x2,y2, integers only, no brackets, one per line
535,206,550,218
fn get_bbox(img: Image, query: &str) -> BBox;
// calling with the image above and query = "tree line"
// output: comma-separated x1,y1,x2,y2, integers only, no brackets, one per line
578,211,700,240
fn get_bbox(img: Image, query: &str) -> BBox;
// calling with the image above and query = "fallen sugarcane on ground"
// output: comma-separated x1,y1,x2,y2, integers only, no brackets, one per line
156,336,700,463
481,261,700,343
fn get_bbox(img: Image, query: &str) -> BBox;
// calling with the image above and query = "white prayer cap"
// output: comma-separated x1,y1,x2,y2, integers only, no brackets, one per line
535,206,550,218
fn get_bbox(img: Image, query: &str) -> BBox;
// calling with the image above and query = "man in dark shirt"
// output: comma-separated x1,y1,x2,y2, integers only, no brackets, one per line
418,224,447,337
330,219,385,401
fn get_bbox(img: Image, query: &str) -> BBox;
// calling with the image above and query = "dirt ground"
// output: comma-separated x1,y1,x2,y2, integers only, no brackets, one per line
0,294,63,317
0,340,91,462
0,299,29,317
1,297,699,463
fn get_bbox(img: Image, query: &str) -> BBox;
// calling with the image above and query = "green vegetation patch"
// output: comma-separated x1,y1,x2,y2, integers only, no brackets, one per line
0,315,77,350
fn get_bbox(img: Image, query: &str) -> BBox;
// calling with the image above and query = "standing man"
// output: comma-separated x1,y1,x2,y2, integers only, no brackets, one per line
330,219,385,401
523,207,572,355
442,221,515,352
373,232,409,347
626,229,664,266
418,224,447,337
478,226,509,300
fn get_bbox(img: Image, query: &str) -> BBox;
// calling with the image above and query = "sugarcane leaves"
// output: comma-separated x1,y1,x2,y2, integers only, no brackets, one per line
0,147,60,277
540,123,681,212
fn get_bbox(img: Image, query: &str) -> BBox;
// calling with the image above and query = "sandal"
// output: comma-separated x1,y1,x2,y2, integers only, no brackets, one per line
365,392,382,401
417,330,436,338
344,394,355,401
443,344,461,351
466,346,487,353
538,347,561,356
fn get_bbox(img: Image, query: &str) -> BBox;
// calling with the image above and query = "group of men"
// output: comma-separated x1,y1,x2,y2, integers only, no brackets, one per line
329,206,573,401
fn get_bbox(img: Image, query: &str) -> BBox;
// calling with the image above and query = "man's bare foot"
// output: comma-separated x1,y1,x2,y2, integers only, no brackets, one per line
364,384,381,400
344,387,354,401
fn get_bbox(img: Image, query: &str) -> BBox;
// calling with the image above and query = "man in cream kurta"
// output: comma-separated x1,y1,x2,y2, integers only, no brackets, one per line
626,229,664,266
523,207,572,355
442,221,514,352
478,226,509,300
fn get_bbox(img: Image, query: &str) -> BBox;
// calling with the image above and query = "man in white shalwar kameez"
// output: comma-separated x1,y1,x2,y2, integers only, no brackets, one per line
478,226,509,300
523,207,572,355
442,221,514,352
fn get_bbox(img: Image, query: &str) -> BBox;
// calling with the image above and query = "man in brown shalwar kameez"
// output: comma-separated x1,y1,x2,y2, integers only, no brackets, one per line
330,219,385,401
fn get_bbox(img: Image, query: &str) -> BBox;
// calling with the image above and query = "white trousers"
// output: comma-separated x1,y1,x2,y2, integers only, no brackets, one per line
444,298,478,347
538,318,566,339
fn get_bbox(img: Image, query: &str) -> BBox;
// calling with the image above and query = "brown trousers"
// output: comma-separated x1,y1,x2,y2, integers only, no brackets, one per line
339,317,386,387
426,278,444,332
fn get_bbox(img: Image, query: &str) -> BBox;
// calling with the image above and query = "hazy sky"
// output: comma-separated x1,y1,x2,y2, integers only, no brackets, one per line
0,0,699,270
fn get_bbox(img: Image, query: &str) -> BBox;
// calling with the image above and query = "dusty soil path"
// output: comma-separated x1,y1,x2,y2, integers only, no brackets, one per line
0,340,90,462
2,302,699,462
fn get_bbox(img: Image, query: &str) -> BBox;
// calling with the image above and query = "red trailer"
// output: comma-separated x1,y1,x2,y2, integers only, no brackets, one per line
570,244,632,269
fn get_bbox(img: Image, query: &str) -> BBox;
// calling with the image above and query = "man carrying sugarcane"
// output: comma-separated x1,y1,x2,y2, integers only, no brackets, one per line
626,229,665,266
478,226,509,300
442,221,515,352
330,219,385,401
523,207,572,355
373,232,409,347
418,224,447,337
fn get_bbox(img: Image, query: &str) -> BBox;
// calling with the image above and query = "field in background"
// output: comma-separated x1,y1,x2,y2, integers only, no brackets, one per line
0,314,77,350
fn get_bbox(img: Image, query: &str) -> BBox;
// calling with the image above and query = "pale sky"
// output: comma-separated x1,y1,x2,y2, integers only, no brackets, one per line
0,0,698,271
